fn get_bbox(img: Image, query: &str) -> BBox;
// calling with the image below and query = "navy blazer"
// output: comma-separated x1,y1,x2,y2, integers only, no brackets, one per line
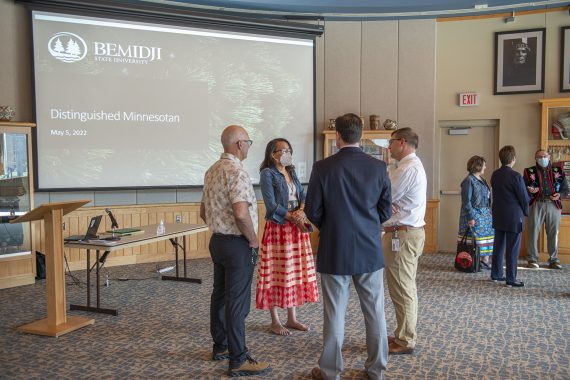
490,165,530,232
305,147,392,275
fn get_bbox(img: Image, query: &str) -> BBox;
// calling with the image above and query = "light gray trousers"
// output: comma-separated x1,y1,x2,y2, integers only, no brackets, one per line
319,270,388,380
526,201,561,264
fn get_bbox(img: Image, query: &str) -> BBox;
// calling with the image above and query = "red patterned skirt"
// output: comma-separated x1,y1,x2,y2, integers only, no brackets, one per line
255,220,319,310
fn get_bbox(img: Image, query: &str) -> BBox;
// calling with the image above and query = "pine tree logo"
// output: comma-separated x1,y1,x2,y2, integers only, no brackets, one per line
48,32,87,63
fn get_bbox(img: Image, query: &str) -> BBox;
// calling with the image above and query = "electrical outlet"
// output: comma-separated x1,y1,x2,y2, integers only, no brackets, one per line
175,215,182,223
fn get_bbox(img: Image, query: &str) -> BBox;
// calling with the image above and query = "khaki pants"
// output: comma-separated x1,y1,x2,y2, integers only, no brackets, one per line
382,228,425,349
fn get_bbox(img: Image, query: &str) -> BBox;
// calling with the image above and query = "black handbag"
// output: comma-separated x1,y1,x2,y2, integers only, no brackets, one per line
454,227,480,273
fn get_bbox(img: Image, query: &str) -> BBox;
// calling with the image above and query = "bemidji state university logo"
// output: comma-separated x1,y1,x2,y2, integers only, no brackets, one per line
48,32,88,63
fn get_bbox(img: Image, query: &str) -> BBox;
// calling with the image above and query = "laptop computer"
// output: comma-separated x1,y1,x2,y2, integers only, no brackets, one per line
64,215,102,242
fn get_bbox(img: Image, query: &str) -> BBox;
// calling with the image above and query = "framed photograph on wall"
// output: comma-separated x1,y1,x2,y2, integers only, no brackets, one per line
560,26,570,92
494,28,545,95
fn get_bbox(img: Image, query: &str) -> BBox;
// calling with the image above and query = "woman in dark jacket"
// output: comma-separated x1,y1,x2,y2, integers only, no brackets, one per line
458,155,494,269
255,138,318,335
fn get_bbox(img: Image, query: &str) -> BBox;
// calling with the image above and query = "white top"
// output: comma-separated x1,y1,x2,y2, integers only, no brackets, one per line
383,152,427,228
287,181,297,201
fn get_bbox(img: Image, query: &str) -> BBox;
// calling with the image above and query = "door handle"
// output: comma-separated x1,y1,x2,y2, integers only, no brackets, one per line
440,190,460,195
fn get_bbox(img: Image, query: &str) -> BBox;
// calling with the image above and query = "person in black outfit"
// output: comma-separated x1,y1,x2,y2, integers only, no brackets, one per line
490,146,529,287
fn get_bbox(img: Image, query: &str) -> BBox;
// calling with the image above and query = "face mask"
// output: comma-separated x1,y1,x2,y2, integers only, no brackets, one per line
279,152,293,167
537,158,549,168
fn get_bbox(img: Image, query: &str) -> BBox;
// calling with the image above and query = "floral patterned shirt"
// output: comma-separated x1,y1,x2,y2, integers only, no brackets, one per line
202,153,258,235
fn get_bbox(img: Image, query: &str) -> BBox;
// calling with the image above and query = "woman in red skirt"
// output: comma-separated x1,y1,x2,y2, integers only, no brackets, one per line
256,138,319,335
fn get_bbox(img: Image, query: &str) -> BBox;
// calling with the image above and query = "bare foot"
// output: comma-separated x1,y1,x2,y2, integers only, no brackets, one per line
285,321,309,332
271,323,291,336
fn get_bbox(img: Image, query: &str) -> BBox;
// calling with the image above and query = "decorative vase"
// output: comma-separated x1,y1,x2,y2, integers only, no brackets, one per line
383,119,398,130
360,116,365,128
0,106,15,121
370,115,380,130
329,118,336,130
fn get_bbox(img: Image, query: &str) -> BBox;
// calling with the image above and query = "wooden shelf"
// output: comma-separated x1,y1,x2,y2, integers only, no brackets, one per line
0,121,36,128
323,129,393,160
547,139,570,146
0,122,36,289
322,128,438,252
536,98,570,264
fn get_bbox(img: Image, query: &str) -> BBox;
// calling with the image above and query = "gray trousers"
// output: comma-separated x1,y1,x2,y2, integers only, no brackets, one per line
319,270,388,380
526,201,561,264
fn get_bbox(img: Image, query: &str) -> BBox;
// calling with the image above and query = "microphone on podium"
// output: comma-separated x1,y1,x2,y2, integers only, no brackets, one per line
105,208,119,230
105,208,121,241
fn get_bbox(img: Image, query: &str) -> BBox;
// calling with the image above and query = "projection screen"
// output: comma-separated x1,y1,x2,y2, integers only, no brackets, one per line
32,10,315,190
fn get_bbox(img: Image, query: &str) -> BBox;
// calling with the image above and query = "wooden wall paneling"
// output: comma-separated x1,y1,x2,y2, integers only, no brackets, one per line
140,213,150,255
423,200,439,253
67,216,79,262
50,204,213,270
186,210,195,251
131,213,141,256
33,198,440,273
0,256,34,288
78,215,89,262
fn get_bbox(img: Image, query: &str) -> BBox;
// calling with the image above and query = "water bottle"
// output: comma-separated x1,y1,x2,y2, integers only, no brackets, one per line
156,220,165,235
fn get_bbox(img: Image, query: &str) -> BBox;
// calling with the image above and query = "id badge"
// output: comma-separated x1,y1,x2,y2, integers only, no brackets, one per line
391,229,400,251
391,237,401,251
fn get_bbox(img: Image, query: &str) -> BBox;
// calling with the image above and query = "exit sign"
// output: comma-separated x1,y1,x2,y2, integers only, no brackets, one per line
459,92,479,107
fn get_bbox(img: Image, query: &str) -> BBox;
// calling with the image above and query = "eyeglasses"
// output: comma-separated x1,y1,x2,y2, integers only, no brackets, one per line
238,140,253,147
273,148,292,154
389,138,404,145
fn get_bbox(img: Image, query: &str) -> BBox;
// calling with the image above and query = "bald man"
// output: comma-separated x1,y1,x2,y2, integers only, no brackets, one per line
201,125,271,376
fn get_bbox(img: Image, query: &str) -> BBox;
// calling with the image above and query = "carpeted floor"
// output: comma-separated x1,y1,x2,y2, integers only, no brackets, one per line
0,253,568,379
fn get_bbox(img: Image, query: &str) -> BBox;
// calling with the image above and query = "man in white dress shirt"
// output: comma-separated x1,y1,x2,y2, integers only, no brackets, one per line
381,127,427,355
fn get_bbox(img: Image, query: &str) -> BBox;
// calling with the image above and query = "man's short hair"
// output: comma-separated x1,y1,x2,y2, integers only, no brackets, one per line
391,127,419,149
335,113,362,144
499,145,516,165
467,155,485,174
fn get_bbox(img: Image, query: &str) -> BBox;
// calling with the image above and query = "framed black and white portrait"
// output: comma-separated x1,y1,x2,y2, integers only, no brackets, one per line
560,26,570,92
494,28,545,95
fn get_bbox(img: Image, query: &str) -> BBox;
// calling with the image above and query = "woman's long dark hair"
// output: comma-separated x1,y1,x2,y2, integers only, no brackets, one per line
259,138,295,175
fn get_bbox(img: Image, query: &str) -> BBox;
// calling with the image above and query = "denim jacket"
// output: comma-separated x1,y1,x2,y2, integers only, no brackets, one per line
460,174,491,220
260,166,305,224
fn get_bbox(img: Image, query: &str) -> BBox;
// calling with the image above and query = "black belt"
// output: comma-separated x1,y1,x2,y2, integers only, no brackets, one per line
383,225,424,232
212,233,244,238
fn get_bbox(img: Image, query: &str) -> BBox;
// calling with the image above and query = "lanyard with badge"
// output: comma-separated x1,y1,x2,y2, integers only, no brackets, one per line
391,229,401,251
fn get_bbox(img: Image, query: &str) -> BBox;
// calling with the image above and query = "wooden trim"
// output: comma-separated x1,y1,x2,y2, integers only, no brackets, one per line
437,6,570,22
424,199,440,253
0,273,34,289
0,122,36,128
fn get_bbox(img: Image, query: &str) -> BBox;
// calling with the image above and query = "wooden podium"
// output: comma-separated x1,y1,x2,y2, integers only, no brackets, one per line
11,200,95,337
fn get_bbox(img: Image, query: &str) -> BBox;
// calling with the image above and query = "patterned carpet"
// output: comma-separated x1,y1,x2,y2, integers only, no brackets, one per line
0,253,568,379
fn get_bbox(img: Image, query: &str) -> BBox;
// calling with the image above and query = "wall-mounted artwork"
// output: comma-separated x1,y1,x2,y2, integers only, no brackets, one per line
494,28,545,95
560,26,570,92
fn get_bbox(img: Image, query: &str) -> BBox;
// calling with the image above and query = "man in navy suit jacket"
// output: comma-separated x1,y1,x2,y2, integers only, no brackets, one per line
490,145,530,287
305,113,392,380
